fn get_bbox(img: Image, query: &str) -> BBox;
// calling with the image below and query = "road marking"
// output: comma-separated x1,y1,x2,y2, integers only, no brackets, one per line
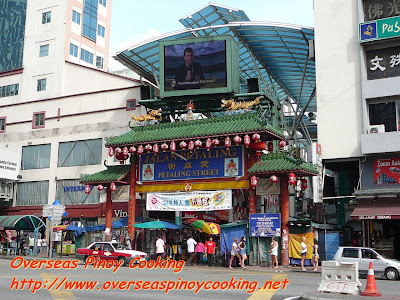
247,273,288,300
39,272,76,300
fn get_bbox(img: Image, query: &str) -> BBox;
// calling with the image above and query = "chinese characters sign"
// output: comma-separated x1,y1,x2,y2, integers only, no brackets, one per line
360,15,400,43
146,190,232,211
374,158,400,184
249,213,281,237
363,0,400,21
367,46,400,79
139,145,244,182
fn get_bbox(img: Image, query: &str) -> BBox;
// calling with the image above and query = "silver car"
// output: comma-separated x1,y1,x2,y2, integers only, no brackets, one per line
333,246,400,280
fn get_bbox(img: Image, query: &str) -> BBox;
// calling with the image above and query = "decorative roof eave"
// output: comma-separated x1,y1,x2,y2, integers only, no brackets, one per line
248,168,318,177
80,165,130,185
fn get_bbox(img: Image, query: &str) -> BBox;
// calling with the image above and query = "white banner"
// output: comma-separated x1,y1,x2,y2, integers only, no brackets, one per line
147,190,232,211
0,150,20,181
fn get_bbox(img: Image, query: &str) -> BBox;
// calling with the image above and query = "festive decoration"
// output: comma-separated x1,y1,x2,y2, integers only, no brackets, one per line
161,143,168,152
244,135,251,147
252,133,260,143
110,182,117,192
130,108,162,126
279,140,286,149
289,172,296,186
184,182,192,192
153,144,159,155
195,139,202,149
170,141,176,152
221,96,260,111
224,137,231,149
108,147,114,157
129,146,137,154
267,141,273,152
301,178,308,190
188,141,195,152
123,147,129,156
115,147,122,154
250,175,258,188
84,185,91,194
137,145,144,156
97,184,104,191
233,135,242,145
212,138,220,146
270,175,278,185
145,144,152,152
206,138,212,151
180,141,187,150
183,101,196,121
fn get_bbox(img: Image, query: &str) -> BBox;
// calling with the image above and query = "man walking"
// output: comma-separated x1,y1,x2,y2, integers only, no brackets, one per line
155,236,165,259
186,236,197,266
205,236,216,267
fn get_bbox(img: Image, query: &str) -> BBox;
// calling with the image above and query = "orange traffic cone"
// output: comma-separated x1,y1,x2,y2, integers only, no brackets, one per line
361,262,381,297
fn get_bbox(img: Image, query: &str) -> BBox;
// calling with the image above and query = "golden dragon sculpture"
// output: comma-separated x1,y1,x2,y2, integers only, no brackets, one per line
221,96,260,111
131,108,162,122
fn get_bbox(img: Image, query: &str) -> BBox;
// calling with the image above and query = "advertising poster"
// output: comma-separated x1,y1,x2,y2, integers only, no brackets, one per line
374,158,400,184
249,213,281,237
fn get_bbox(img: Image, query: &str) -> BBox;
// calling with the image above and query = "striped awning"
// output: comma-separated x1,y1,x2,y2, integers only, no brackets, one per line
0,215,46,230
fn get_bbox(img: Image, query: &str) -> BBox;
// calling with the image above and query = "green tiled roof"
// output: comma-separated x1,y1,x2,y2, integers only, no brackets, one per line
80,165,130,184
248,153,318,175
106,113,284,146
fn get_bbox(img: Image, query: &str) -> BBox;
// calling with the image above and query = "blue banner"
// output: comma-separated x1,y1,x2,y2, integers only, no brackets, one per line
139,145,244,182
249,213,281,237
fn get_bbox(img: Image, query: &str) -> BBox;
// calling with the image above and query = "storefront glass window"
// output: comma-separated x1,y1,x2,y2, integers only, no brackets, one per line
17,181,49,206
58,139,102,167
56,179,99,204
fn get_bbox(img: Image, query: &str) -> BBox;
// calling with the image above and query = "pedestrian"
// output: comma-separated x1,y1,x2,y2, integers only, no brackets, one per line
155,236,165,259
126,237,132,250
186,235,197,266
311,238,319,271
270,237,279,268
19,235,26,256
41,237,47,255
300,236,307,271
36,236,42,255
229,238,242,269
205,236,216,267
195,240,206,265
29,235,34,253
238,236,247,269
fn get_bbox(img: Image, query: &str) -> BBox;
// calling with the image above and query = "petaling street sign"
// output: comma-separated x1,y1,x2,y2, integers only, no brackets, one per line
146,190,232,211
360,15,400,43
139,145,244,182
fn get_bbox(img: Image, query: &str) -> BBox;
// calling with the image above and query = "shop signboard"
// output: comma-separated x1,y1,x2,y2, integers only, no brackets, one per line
256,177,280,195
146,190,232,211
374,158,400,184
182,212,220,222
360,15,400,43
139,145,244,182
0,150,20,181
249,213,281,237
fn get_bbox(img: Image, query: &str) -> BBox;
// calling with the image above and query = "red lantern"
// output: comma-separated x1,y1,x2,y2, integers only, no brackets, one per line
145,144,152,152
161,143,168,152
252,133,260,143
115,147,122,154
233,135,242,145
301,178,308,190
129,146,137,154
179,141,187,150
188,141,195,152
244,135,251,147
137,145,144,156
123,147,129,156
270,175,278,185
195,139,202,149
255,150,262,161
279,140,286,148
250,175,258,188
110,182,116,192
289,172,296,186
224,137,231,149
170,141,176,152
206,138,212,151
84,185,91,194
212,138,220,146
153,144,159,155
108,147,114,157
97,184,104,191
267,141,273,152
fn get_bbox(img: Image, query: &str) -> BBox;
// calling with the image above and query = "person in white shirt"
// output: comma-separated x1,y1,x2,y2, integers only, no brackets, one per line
301,236,308,271
186,236,197,266
155,236,165,259
41,238,47,255
36,237,42,255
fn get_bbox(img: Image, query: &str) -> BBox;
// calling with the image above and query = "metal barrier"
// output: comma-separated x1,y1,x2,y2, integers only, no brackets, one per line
317,261,362,295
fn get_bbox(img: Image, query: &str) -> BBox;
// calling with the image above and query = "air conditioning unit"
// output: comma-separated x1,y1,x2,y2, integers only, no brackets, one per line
368,124,385,134
0,193,6,198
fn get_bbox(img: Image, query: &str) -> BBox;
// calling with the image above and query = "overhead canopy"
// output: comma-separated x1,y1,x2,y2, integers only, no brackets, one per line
80,165,130,185
0,215,46,231
351,198,400,220
132,220,183,229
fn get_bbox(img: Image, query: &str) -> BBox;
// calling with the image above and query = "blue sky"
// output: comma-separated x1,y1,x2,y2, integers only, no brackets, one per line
109,0,314,70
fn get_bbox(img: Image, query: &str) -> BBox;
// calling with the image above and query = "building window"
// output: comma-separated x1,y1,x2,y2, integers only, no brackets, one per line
56,179,99,205
99,0,106,7
69,43,78,57
96,56,104,69
37,78,47,91
72,10,81,25
97,24,105,38
0,117,6,133
81,48,94,64
42,11,51,24
39,44,49,57
0,84,19,98
126,99,136,111
33,111,45,129
17,181,49,206
58,139,102,167
369,101,400,132
22,144,51,169
83,0,98,41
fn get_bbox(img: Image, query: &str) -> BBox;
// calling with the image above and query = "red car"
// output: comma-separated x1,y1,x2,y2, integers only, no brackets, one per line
75,242,147,266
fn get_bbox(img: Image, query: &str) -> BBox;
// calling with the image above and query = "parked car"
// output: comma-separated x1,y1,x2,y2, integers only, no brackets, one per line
76,242,147,266
333,246,400,280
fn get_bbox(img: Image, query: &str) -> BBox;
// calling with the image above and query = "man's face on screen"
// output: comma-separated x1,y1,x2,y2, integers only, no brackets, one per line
184,51,194,65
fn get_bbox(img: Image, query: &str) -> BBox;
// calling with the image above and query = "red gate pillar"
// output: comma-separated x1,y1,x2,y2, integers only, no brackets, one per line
248,149,257,214
281,173,289,266
128,156,137,248
105,187,112,241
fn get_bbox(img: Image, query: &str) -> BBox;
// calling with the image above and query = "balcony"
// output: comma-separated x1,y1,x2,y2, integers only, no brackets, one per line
361,131,400,154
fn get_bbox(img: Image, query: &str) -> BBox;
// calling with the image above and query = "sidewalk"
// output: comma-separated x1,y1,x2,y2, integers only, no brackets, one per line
300,291,400,300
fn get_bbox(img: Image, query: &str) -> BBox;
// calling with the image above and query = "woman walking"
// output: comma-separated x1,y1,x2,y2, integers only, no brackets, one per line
238,236,247,269
270,237,279,268
312,238,319,271
229,238,242,269
300,236,307,271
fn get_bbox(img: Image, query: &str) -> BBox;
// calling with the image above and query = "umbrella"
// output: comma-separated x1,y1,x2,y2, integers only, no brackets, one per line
132,220,183,230
185,219,213,235
208,222,220,235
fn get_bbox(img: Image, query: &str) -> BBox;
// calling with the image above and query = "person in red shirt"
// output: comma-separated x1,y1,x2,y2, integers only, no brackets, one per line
205,237,216,267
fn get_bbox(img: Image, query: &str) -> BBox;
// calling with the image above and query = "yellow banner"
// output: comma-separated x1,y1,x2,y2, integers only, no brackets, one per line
289,232,315,259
